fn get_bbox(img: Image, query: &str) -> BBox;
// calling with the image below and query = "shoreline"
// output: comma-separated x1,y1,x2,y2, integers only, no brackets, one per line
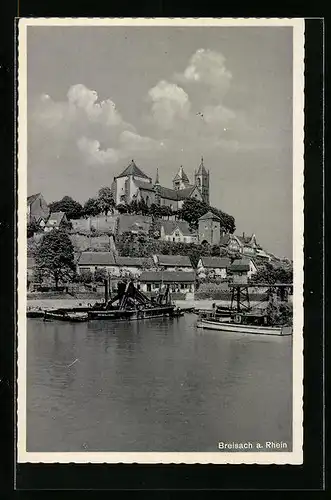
27,297,265,312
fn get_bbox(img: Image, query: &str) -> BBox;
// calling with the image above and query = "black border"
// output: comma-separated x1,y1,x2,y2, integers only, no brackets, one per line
1,2,325,492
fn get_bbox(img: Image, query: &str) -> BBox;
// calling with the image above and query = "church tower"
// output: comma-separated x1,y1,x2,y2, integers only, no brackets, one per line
173,166,190,190
195,157,210,205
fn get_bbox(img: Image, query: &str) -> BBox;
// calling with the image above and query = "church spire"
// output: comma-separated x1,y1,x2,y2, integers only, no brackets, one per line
155,167,160,185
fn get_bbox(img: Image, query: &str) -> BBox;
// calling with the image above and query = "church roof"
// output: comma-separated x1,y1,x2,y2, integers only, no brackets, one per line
173,166,190,183
199,210,221,221
196,157,208,176
116,160,150,179
133,179,155,192
158,185,196,201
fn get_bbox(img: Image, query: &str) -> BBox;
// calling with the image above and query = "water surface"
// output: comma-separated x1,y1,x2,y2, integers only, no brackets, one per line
27,316,292,452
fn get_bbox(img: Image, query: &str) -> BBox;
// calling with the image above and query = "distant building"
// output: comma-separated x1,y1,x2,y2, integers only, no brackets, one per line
219,232,270,260
229,258,257,279
77,252,116,274
44,212,68,232
111,157,209,210
153,254,193,272
159,220,198,243
77,252,153,277
197,256,231,279
139,270,196,297
27,193,49,224
198,211,221,245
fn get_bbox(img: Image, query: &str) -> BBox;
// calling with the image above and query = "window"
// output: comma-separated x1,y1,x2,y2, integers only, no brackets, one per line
183,237,186,243
147,284,151,292
173,237,175,242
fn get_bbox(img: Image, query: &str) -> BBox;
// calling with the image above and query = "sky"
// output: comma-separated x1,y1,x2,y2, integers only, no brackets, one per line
26,25,293,258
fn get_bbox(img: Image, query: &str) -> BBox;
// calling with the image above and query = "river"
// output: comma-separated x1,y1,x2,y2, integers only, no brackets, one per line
26,315,292,452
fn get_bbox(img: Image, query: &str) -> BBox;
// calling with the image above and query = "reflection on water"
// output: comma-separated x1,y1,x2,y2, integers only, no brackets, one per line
27,316,292,452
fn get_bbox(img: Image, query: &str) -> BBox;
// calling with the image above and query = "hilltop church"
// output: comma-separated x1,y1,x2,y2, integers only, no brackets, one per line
111,158,210,211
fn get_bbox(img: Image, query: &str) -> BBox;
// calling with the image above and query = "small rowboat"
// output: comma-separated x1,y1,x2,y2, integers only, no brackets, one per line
196,318,292,336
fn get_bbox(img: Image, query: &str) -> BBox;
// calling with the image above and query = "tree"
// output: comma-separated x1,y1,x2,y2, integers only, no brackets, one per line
49,196,83,220
178,199,210,229
94,267,108,283
84,197,100,217
116,203,129,214
27,220,40,238
35,230,76,289
250,261,293,284
97,187,115,215
178,198,236,233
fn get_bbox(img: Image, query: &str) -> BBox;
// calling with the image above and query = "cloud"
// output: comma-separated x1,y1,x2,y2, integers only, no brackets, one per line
147,80,191,130
176,48,232,95
119,130,166,152
77,137,122,165
201,104,236,126
67,84,124,126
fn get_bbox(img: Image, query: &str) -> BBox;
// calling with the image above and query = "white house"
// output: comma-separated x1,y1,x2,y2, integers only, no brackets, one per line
114,256,154,278
197,256,231,279
159,220,198,243
77,252,153,278
153,254,193,272
229,258,257,279
139,270,196,298
77,252,117,274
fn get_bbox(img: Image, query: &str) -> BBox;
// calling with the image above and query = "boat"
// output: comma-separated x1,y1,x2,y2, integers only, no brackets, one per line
196,282,293,336
196,318,292,336
43,310,89,322
87,280,182,321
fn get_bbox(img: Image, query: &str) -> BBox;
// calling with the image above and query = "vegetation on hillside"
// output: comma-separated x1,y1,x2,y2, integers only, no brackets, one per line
35,230,76,289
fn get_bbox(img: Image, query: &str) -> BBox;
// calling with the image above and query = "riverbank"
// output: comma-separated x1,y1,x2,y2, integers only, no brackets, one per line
27,297,266,312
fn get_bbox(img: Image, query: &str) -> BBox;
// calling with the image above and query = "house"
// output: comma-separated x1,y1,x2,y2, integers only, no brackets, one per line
153,254,193,272
219,232,269,259
159,220,198,243
198,211,222,245
44,212,68,232
77,252,153,278
229,258,257,280
27,193,49,224
139,270,196,298
77,252,117,274
197,256,231,279
114,256,154,278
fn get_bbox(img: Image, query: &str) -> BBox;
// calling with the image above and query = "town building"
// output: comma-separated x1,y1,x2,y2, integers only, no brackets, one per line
43,212,68,232
153,254,193,272
197,256,231,280
159,220,198,243
229,258,257,280
27,193,49,224
77,252,153,277
198,211,221,245
219,232,271,260
139,270,196,298
111,157,209,209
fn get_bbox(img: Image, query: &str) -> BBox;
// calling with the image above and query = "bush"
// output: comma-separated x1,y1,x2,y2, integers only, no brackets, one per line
79,269,93,284
265,301,293,326
195,282,230,300
94,267,108,283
